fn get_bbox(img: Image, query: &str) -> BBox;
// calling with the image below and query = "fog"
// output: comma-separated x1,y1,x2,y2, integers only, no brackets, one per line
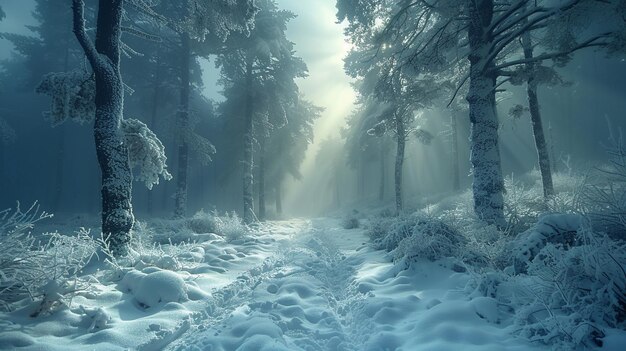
0,0,625,220
1,1,626,350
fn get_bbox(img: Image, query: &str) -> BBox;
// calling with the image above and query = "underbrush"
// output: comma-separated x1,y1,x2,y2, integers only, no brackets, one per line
0,202,99,316
366,166,626,349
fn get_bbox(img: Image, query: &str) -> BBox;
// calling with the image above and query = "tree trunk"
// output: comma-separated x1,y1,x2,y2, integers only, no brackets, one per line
379,140,385,202
174,33,191,218
73,0,134,255
394,113,405,215
521,30,555,198
243,54,255,224
275,182,282,215
466,0,505,228
451,111,460,192
147,48,161,215
258,135,266,221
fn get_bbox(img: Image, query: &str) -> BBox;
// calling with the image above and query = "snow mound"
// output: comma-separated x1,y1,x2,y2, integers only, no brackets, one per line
121,269,189,308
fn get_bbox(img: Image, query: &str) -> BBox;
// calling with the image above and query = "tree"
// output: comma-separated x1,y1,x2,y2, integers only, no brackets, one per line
218,0,307,223
68,0,135,255
264,97,321,218
2,0,88,212
337,0,626,226
154,0,257,218
345,39,441,214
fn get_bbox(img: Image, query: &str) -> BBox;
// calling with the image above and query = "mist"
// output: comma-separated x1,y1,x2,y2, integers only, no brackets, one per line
0,1,625,350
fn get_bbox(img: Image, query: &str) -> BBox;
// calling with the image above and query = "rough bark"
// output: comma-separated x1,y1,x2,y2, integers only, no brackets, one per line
394,113,406,215
521,30,555,198
174,33,191,218
451,111,460,192
258,135,266,221
243,54,256,224
466,0,505,227
72,0,134,255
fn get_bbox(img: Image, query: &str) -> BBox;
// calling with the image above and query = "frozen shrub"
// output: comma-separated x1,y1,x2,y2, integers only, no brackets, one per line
216,212,248,243
367,212,466,263
508,227,626,349
342,210,360,229
579,141,626,240
0,202,99,314
503,175,546,235
509,213,584,274
187,210,219,234
392,216,465,263
368,214,418,251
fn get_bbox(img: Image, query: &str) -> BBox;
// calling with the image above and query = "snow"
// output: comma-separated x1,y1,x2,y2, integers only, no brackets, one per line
0,216,623,350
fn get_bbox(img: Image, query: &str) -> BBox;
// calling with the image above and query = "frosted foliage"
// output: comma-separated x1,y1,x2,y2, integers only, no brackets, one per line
121,119,172,190
187,130,216,166
393,216,465,263
368,213,465,263
36,70,95,126
509,230,626,349
184,0,257,41
0,203,99,314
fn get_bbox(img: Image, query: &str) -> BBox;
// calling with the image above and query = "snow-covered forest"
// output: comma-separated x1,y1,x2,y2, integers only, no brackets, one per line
0,0,625,350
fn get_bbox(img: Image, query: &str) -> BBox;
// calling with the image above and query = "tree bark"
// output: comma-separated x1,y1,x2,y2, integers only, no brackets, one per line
258,135,266,221
72,0,134,255
466,0,505,227
243,54,256,224
174,33,191,218
521,30,555,198
451,111,460,192
394,113,405,215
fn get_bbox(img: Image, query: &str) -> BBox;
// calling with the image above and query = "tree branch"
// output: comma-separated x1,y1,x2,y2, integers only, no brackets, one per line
494,33,611,70
72,0,100,68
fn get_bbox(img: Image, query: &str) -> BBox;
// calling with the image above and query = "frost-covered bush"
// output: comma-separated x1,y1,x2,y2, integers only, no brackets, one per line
368,214,418,251
509,213,584,274
187,210,219,234
186,210,248,242
579,141,626,240
122,118,172,189
508,227,626,349
215,212,249,243
342,210,360,229
392,216,466,263
503,175,546,235
367,212,465,263
0,202,99,315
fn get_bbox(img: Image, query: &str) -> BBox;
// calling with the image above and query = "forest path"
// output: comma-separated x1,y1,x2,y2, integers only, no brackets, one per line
161,217,373,351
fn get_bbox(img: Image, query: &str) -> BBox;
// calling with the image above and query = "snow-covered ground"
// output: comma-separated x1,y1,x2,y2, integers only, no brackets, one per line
5,215,621,350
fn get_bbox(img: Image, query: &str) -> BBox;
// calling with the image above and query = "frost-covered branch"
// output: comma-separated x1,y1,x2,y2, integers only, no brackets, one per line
71,0,102,68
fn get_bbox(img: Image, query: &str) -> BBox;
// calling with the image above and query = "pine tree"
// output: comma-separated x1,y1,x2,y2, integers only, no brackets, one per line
337,0,626,226
217,0,308,223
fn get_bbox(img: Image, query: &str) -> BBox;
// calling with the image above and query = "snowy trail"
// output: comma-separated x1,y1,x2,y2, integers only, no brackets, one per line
1,217,560,351
163,218,372,351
